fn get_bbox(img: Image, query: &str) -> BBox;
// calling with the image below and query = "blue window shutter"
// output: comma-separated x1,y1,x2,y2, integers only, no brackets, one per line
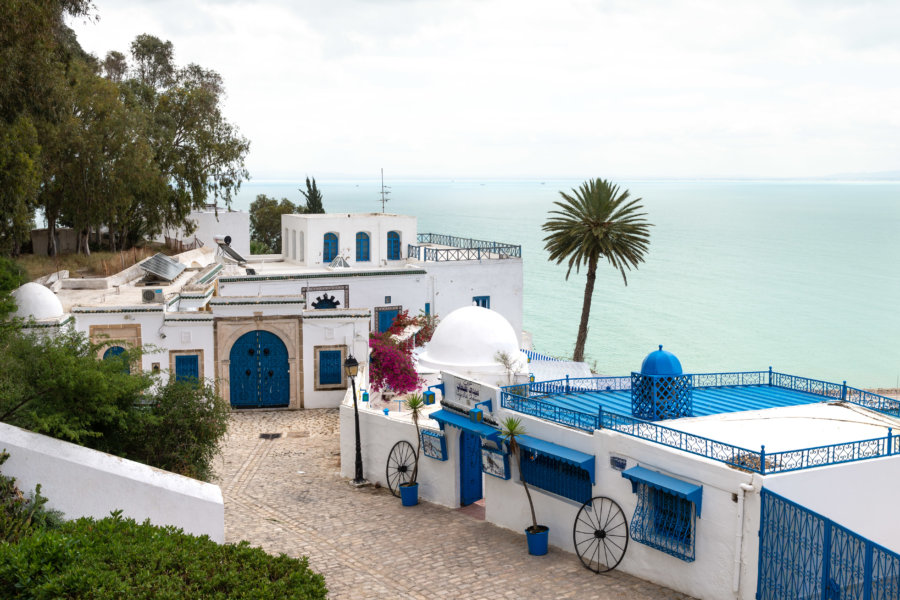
323,233,338,262
425,303,431,315
319,350,342,385
387,231,400,260
378,309,399,333
356,232,370,261
175,354,200,383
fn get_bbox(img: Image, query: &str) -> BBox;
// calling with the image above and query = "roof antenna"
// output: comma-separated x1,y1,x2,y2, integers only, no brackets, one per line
379,168,391,213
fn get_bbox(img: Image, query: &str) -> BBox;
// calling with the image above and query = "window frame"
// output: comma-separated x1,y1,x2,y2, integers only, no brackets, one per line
356,231,371,262
323,232,339,262
386,231,401,260
314,345,348,390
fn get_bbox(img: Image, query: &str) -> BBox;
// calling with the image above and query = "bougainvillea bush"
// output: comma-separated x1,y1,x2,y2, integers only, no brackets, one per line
368,309,438,393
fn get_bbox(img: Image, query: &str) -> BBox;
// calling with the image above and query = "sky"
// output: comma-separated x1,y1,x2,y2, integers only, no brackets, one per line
68,0,900,181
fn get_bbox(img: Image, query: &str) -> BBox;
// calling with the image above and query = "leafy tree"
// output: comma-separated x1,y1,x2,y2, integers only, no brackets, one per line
301,176,325,214
0,257,28,323
101,50,127,83
0,117,41,256
542,178,651,362
250,194,298,252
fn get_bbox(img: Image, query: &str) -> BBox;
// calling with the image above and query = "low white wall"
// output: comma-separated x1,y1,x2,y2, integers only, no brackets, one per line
764,455,900,552
0,422,225,542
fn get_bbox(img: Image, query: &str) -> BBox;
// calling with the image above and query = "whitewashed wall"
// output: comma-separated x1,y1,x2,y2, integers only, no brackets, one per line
0,422,224,542
302,311,371,409
157,209,250,258
764,455,900,552
283,213,417,267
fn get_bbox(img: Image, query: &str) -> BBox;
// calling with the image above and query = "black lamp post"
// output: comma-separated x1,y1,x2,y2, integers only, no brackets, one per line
345,354,366,485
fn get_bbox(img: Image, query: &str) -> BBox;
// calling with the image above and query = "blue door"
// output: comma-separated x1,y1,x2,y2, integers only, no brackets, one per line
323,233,338,262
387,231,400,260
229,330,289,408
377,308,399,333
175,354,200,383
459,431,483,506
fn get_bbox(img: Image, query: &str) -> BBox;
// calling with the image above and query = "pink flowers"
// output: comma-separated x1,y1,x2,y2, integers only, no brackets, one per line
368,333,421,393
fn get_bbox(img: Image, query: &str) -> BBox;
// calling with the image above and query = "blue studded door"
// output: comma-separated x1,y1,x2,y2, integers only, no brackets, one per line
229,330,289,408
459,431,483,506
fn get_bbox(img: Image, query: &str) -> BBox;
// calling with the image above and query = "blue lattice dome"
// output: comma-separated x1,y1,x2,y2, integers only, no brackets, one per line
640,345,683,376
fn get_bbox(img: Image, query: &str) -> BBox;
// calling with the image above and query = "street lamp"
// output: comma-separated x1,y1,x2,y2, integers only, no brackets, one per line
345,354,366,486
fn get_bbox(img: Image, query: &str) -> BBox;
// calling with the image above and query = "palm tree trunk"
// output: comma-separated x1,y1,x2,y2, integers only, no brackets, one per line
573,255,598,362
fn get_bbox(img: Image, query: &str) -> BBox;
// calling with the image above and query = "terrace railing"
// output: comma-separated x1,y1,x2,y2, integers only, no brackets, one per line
500,371,900,475
408,233,522,261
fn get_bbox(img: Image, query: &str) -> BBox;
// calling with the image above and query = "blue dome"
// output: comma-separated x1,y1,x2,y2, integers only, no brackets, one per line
640,345,683,376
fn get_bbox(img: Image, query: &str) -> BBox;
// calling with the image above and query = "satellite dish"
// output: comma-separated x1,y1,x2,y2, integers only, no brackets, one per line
224,235,232,246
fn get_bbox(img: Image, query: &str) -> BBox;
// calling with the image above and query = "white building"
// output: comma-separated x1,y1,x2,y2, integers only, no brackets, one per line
13,212,523,411
340,309,900,600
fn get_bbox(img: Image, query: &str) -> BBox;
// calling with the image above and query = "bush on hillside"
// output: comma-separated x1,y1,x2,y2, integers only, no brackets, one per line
0,513,328,599
0,452,64,543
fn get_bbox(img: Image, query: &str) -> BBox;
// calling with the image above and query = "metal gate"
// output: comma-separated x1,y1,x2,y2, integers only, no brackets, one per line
758,488,900,600
228,330,289,408
459,431,483,506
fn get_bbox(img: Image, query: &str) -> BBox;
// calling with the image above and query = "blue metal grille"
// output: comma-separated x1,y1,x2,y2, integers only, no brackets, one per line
519,448,591,504
387,231,400,260
758,488,900,600
630,483,696,562
318,350,342,385
631,373,693,421
323,233,338,262
356,232,370,261
410,233,522,261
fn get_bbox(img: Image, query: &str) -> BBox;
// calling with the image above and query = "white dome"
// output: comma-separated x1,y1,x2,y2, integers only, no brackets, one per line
417,306,527,374
12,282,64,321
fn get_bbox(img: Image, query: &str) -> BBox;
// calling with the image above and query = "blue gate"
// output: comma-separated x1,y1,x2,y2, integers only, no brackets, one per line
229,330,289,408
758,488,900,600
459,431,483,506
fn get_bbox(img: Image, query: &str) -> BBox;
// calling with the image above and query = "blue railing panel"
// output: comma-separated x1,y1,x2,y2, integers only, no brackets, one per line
520,448,592,505
846,387,900,418
758,489,900,600
410,233,522,261
692,371,769,388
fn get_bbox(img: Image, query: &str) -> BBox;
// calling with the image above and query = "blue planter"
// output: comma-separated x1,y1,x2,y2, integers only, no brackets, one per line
526,526,549,556
400,482,419,507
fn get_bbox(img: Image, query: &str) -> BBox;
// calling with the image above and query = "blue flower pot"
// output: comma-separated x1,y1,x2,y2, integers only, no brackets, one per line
400,482,419,506
526,526,549,556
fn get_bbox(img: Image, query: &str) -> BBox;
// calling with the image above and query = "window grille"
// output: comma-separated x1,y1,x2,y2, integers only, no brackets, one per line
630,483,696,561
519,449,591,504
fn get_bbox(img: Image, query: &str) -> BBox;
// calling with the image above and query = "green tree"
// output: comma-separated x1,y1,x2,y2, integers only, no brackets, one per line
0,257,28,323
250,194,298,252
0,117,41,255
300,176,325,213
542,178,651,362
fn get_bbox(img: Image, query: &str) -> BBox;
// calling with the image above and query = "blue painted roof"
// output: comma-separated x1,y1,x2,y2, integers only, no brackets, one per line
640,345,683,376
622,466,703,516
539,384,827,418
515,434,595,483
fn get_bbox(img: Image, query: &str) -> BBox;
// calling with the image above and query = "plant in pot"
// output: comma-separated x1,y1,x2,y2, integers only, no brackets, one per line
500,416,549,555
399,393,425,506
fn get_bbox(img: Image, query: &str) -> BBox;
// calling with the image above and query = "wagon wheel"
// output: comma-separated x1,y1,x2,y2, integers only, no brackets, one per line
386,440,415,497
573,496,628,573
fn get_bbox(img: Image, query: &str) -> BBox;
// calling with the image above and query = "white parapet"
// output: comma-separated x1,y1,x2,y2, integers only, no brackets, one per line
0,422,225,542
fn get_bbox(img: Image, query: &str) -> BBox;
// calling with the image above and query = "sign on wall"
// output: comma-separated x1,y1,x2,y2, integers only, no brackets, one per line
481,447,510,480
442,372,497,412
422,430,447,461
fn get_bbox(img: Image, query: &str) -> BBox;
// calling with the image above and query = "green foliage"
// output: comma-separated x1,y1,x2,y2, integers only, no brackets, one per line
250,239,273,255
301,176,325,214
0,116,41,255
500,417,539,530
0,452,64,544
0,257,28,322
250,194,299,252
0,514,328,599
542,178,652,361
403,394,425,484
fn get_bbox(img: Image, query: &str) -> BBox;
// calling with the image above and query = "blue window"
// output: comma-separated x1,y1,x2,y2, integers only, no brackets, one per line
323,233,338,262
356,232,370,261
175,354,200,384
387,231,400,260
377,308,400,333
425,302,430,315
103,345,130,374
318,350,342,386
473,296,490,308
520,449,592,504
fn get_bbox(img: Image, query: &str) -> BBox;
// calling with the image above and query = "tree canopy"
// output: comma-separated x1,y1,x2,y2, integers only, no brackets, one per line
301,177,325,214
250,194,300,253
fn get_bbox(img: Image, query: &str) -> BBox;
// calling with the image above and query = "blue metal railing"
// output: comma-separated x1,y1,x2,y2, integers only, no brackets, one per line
500,371,900,475
408,233,522,261
521,349,563,363
758,488,900,600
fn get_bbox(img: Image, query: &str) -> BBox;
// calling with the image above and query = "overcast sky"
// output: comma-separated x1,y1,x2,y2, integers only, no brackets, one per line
68,1,900,181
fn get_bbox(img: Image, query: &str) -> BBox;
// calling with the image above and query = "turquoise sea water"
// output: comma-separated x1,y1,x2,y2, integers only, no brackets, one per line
231,180,900,388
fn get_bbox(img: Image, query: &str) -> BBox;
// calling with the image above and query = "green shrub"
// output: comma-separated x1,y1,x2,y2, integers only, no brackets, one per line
0,513,328,599
0,452,64,543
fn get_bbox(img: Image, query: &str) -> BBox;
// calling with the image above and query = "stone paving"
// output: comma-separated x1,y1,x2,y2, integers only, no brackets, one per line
215,409,692,599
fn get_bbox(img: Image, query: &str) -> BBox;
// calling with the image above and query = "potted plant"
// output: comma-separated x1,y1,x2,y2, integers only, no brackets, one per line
500,416,549,555
399,393,425,506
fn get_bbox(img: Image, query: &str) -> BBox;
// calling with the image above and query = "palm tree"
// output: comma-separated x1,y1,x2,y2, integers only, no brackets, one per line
543,178,651,363
403,393,425,485
500,416,540,532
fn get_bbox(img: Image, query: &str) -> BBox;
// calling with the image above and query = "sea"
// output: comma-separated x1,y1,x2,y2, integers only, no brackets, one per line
230,179,900,389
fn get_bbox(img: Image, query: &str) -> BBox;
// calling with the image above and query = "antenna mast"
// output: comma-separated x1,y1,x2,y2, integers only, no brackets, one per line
379,168,391,213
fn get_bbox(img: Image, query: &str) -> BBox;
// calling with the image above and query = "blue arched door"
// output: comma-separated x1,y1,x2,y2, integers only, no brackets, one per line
229,330,289,408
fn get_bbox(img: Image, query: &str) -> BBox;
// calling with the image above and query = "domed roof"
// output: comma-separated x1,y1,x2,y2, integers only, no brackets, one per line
417,306,526,373
11,282,64,321
640,345,683,376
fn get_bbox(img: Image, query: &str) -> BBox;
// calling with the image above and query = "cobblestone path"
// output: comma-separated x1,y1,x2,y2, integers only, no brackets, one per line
216,409,692,599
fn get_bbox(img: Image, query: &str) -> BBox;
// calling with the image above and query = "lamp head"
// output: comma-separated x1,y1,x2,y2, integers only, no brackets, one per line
344,354,359,378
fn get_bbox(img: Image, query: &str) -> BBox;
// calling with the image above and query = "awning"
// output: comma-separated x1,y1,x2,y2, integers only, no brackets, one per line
515,435,595,484
429,409,499,442
621,466,703,517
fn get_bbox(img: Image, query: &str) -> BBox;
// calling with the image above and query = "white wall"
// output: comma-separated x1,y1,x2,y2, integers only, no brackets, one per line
283,213,417,267
302,311,371,409
0,422,224,541
159,209,250,258
764,455,900,552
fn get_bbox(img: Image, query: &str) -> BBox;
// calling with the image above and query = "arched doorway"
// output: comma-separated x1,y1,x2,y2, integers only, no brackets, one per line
229,330,289,408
